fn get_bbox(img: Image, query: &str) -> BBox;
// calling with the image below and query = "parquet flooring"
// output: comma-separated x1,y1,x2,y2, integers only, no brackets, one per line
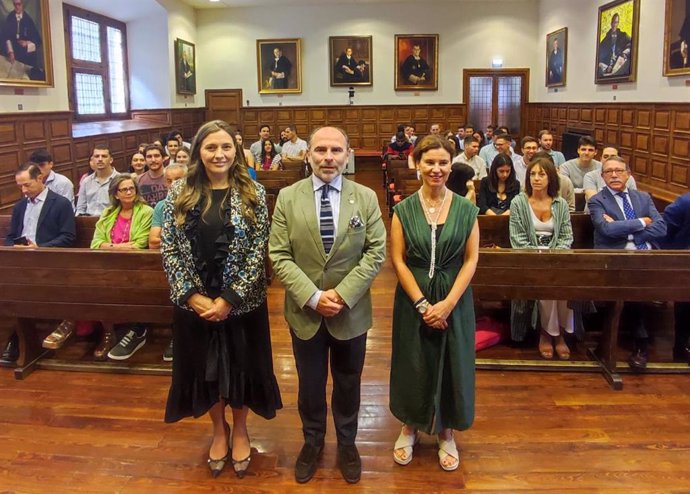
1,169,689,493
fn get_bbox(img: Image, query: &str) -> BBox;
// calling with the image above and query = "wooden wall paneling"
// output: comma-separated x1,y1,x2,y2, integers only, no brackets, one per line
670,161,689,188
632,153,650,176
652,135,669,156
675,110,690,133
605,129,618,146
568,108,580,122
52,143,73,166
594,128,605,144
557,108,567,121
73,141,92,163
606,108,619,126
0,150,20,175
50,119,71,139
396,108,412,122
124,134,138,151
412,108,429,122
671,135,689,160
595,108,607,124
621,109,634,127
633,132,649,152
619,130,634,150
651,159,668,182
0,183,21,212
637,109,651,129
655,110,671,130
204,89,242,126
581,109,593,124
361,108,378,120
0,122,17,146
22,120,47,143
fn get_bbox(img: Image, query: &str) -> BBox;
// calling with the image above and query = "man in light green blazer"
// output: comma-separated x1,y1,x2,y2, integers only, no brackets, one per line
269,126,386,484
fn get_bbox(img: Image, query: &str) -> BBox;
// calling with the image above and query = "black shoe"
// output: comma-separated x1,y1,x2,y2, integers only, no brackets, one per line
207,448,229,478
0,333,19,364
628,348,648,371
294,443,323,484
337,444,361,484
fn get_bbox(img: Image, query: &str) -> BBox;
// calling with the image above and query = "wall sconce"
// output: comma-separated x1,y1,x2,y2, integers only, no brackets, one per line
492,58,503,68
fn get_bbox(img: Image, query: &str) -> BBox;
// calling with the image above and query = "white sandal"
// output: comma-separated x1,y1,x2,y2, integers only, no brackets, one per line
393,427,418,466
437,434,459,471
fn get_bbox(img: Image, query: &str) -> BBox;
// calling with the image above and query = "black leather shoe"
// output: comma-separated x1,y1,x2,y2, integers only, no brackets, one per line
337,444,361,484
0,332,19,364
628,348,648,371
295,443,323,484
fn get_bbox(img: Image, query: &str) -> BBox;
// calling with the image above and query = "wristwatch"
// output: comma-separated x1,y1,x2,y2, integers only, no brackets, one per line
415,299,430,314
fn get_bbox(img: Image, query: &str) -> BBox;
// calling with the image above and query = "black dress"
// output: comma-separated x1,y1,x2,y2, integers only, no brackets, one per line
165,189,282,423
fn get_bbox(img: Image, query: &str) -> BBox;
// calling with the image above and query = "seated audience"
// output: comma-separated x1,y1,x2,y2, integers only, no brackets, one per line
169,129,190,149
174,148,191,167
477,153,520,215
560,136,601,191
385,131,414,160
538,130,566,166
2,163,76,363
165,137,180,165
458,124,474,151
29,149,75,206
250,125,282,163
234,131,256,170
484,125,495,145
659,191,690,364
444,131,460,156
148,163,188,362
509,158,574,359
512,136,539,187
259,139,282,171
452,135,486,180
281,125,307,161
473,130,485,148
583,146,637,202
138,142,149,154
139,144,168,207
532,151,575,212
129,151,147,179
75,146,120,217
479,132,516,166
588,156,667,370
447,163,477,205
91,175,153,361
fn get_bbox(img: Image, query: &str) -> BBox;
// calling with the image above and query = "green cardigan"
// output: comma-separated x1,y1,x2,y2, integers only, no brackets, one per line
91,202,154,249
508,192,573,249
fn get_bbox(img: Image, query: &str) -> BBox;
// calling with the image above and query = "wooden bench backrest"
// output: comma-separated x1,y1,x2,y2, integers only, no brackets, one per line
478,213,593,249
0,248,172,323
256,169,302,184
473,249,690,301
1,215,98,249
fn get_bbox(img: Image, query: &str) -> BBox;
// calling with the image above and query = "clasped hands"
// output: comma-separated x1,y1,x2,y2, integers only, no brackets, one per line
316,289,346,318
420,299,453,330
189,293,232,322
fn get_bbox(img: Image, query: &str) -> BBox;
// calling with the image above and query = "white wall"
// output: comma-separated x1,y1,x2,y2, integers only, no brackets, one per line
0,0,69,113
196,0,540,106
536,0,689,102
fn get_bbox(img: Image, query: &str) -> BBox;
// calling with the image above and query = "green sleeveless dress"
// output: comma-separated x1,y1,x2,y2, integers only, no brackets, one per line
390,192,478,434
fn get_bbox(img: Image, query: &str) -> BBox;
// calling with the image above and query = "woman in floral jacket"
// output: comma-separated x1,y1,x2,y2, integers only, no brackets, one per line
161,120,282,479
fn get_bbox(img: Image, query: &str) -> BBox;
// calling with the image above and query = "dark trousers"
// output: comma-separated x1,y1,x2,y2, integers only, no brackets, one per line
622,302,649,342
675,302,690,350
290,322,367,447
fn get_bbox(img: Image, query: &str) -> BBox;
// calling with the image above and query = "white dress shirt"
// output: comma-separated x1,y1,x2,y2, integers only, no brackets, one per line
22,187,49,243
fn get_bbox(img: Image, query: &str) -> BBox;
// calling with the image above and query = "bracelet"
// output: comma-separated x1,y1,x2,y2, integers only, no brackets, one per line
413,297,427,308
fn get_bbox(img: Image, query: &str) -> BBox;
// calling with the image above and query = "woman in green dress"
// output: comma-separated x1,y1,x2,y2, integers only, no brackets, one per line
389,135,480,472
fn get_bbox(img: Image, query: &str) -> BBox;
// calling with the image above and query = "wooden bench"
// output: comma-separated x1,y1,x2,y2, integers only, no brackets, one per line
1,215,98,248
477,213,594,249
472,249,690,389
256,169,302,185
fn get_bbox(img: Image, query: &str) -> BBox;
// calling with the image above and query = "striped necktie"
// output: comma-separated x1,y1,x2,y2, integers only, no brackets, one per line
320,184,335,254
617,191,649,250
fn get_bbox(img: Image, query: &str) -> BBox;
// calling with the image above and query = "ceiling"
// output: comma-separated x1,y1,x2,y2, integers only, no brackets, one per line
179,0,464,7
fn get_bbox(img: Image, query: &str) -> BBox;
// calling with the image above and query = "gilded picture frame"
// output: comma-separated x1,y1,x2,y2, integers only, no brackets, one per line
329,35,372,87
545,27,567,88
174,38,196,95
663,0,690,76
0,0,53,88
257,38,302,94
594,0,640,84
394,34,438,91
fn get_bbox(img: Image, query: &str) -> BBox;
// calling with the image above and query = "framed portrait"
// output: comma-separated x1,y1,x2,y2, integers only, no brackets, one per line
0,0,53,88
174,38,196,95
329,36,372,87
545,27,567,88
257,38,301,94
663,0,690,76
395,34,438,91
594,0,640,84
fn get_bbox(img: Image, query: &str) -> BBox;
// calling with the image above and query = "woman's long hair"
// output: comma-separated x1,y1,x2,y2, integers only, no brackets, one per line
174,120,257,226
488,153,519,194
260,139,277,164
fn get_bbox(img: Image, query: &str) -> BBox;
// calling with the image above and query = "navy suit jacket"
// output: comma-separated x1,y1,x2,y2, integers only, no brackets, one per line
4,189,76,247
660,192,690,249
588,187,667,249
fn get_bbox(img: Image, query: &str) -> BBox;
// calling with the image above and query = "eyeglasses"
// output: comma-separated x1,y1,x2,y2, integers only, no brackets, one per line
117,186,136,193
602,168,628,176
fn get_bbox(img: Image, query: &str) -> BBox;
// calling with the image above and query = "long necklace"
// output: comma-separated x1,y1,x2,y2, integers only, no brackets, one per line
418,187,448,279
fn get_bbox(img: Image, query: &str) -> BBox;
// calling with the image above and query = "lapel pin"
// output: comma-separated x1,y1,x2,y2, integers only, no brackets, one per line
349,199,355,204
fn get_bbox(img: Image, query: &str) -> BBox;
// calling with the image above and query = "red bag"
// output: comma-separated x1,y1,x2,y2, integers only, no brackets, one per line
475,316,508,351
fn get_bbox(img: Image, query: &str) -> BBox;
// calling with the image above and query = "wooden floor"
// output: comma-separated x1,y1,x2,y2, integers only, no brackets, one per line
2,169,690,493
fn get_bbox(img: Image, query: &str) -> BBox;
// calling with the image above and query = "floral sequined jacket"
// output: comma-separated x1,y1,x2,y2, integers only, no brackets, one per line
160,179,268,315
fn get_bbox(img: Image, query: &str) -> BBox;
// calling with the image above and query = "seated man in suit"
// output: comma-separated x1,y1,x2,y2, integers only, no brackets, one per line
659,191,690,364
588,156,667,370
1,162,76,364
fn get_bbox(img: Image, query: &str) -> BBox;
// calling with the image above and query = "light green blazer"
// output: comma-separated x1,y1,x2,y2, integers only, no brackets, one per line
269,176,386,340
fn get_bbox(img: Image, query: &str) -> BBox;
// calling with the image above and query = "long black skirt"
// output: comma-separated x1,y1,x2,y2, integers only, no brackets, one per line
165,301,283,423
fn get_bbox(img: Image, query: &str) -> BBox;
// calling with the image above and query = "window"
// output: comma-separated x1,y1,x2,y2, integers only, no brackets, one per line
64,4,129,120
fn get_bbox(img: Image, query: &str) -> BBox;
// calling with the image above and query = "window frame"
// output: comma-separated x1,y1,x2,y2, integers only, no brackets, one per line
63,3,130,121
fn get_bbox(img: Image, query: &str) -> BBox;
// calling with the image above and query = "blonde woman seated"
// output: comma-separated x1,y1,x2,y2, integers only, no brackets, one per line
509,157,574,360
91,175,154,360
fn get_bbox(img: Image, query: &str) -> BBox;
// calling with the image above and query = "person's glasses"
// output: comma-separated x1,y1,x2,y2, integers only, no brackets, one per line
602,168,627,176
118,186,136,193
